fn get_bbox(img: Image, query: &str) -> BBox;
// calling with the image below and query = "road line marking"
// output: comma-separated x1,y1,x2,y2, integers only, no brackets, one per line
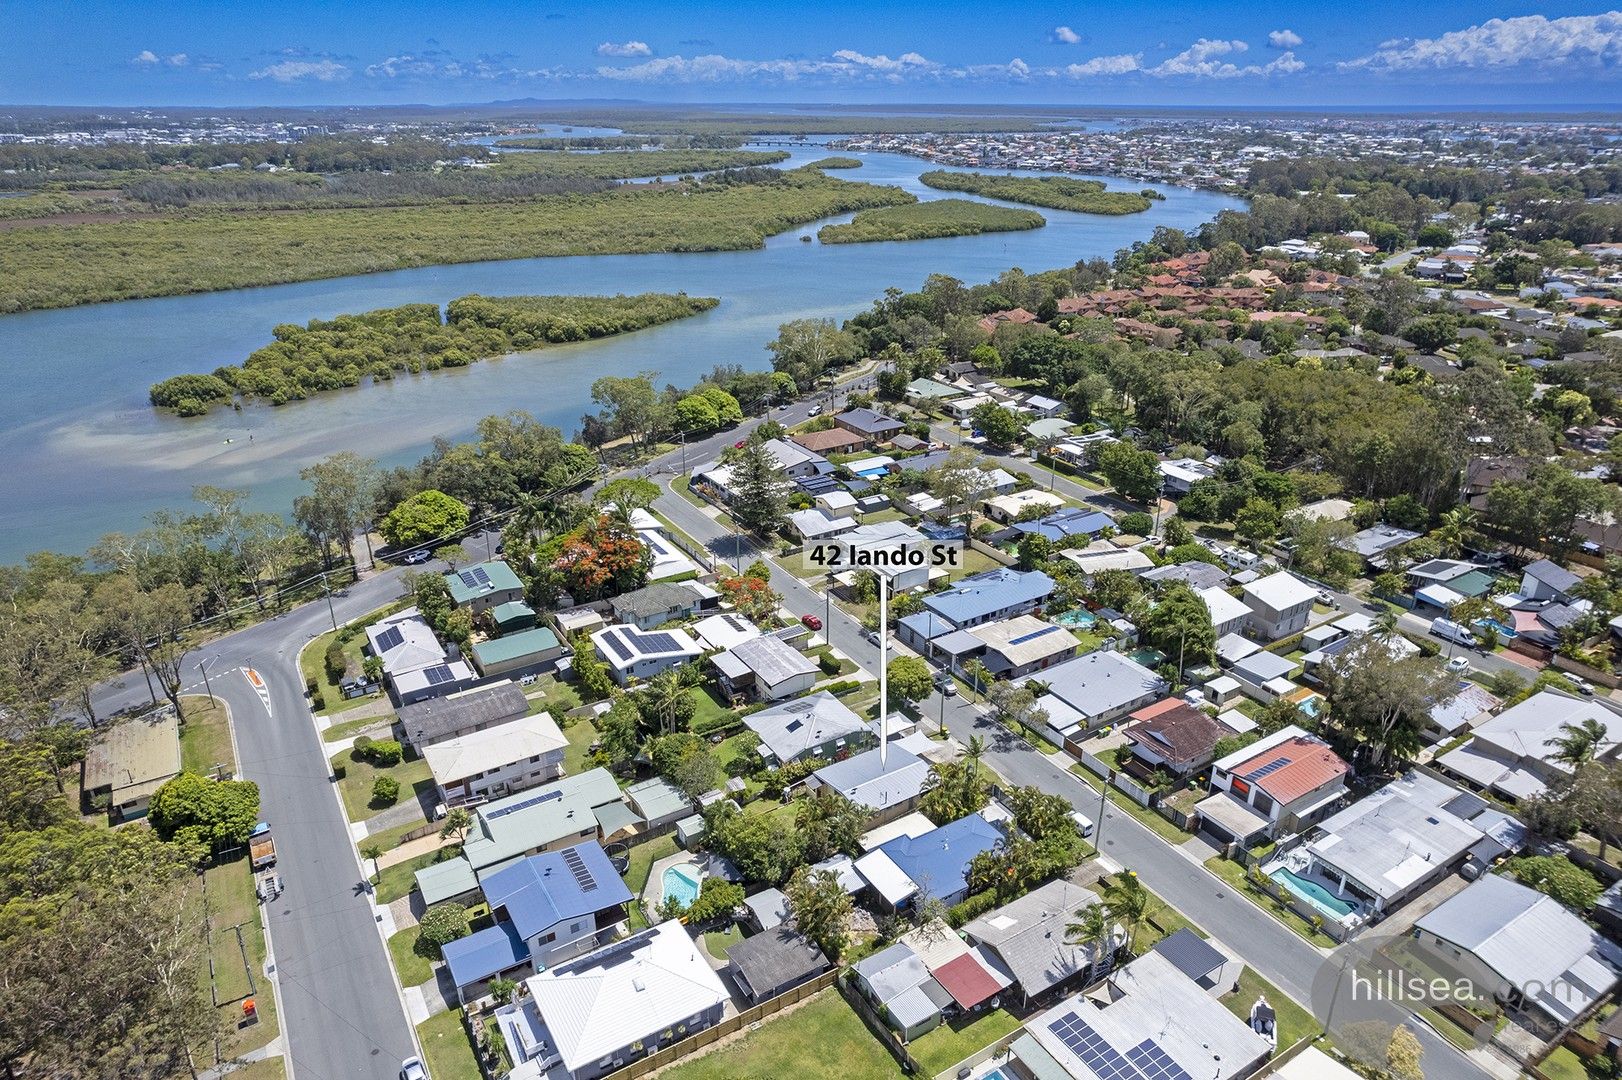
243,667,273,718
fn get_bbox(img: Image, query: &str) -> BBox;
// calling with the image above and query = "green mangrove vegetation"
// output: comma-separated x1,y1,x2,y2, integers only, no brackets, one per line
818,198,1045,244
148,293,718,415
0,169,913,313
919,170,1163,214
805,156,863,169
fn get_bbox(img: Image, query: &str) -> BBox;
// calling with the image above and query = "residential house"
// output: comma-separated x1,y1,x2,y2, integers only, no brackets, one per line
1406,558,1496,602
745,691,872,765
1198,726,1349,845
391,658,476,706
712,634,819,702
921,568,1056,630
423,711,568,808
810,742,933,826
1025,416,1073,444
791,426,867,455
629,508,702,582
1198,584,1250,637
590,625,703,686
624,777,694,831
849,943,952,1041
1439,690,1622,801
470,627,564,679
833,407,905,446
967,615,1083,679
609,582,704,631
1021,394,1065,418
1158,457,1217,496
1010,507,1115,544
725,928,832,1005
1241,571,1318,640
397,680,530,750
904,377,965,404
493,922,728,1080
82,711,182,820
1427,683,1502,742
1522,558,1582,604
1341,524,1423,564
440,841,633,1004
1280,771,1525,926
1141,561,1228,591
963,879,1118,1005
415,768,630,907
982,489,1066,524
815,490,859,519
1414,874,1622,1028
1011,952,1271,1080
363,606,472,705
1018,650,1168,751
787,507,858,543
857,811,1004,910
1057,544,1155,578
690,613,760,653
1122,699,1227,778
446,560,526,614
843,520,931,591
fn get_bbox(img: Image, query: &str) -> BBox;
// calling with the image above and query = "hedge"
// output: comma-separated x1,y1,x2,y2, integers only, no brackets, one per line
947,888,1000,927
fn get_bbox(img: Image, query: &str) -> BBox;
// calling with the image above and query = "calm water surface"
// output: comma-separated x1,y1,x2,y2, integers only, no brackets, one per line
0,137,1241,558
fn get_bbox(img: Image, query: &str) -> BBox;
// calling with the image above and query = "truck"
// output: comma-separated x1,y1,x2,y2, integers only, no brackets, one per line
250,822,277,870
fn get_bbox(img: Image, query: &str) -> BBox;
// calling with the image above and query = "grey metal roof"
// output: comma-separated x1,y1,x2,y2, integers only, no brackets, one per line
745,692,867,761
1020,650,1166,724
610,582,701,622
962,879,1106,997
1525,558,1582,594
397,680,529,746
724,635,818,687
726,927,830,997
1151,927,1226,982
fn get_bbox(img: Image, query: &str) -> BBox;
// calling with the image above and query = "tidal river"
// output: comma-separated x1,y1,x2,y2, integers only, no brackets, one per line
0,138,1243,559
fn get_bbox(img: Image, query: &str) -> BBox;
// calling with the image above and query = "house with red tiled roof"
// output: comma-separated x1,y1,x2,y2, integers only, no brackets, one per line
1195,726,1349,845
1122,699,1229,778
976,308,1038,335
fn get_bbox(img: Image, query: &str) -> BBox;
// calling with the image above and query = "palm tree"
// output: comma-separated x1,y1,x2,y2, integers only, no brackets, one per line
1553,717,1610,768
1372,607,1401,642
1064,901,1117,979
964,735,986,780
1101,871,1158,957
1431,507,1477,559
645,669,689,735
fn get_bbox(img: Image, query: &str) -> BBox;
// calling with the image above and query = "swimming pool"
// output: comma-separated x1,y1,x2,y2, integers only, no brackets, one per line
1271,866,1354,919
980,1070,1011,1080
1055,609,1097,629
661,864,703,909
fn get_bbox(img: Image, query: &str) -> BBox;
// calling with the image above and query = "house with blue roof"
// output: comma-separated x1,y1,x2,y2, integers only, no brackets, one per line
865,811,1005,909
921,568,1056,630
1010,507,1116,544
440,841,633,1005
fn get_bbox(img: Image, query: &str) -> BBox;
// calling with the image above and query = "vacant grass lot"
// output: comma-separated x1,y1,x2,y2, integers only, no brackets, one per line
660,990,903,1080
180,695,235,776
331,747,433,823
416,1007,481,1080
201,859,279,1061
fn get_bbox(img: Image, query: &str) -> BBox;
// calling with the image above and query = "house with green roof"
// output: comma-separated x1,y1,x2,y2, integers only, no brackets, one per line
471,626,564,678
444,559,525,613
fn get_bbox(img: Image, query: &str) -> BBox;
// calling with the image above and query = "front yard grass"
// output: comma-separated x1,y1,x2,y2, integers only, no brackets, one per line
1202,855,1339,948
416,1007,482,1080
387,925,435,987
180,695,236,776
377,844,463,905
320,712,395,744
298,617,393,717
331,747,433,823
911,1006,1024,1076
1068,764,1191,845
1220,967,1320,1051
659,989,902,1080
201,858,279,1061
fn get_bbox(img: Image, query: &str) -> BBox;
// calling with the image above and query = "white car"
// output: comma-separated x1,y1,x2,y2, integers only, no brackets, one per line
400,1057,428,1080
402,549,431,565
1070,810,1095,838
1569,675,1596,696
1445,656,1471,674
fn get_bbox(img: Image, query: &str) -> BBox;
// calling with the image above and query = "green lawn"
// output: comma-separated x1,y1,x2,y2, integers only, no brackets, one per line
321,712,395,744
201,859,279,1061
563,719,601,777
660,989,904,1080
1539,1045,1590,1080
331,747,433,823
1069,765,1191,845
701,924,743,960
1202,856,1338,947
387,925,435,987
377,844,464,905
528,675,585,718
363,817,440,855
946,547,1004,582
1220,967,1320,1051
180,696,236,776
227,1058,287,1080
297,601,408,716
625,834,679,931
416,1007,482,1080
689,686,732,730
910,1007,1024,1076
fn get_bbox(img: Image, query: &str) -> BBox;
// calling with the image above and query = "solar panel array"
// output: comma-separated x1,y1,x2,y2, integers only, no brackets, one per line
562,847,598,893
375,625,404,653
602,631,634,661
1244,755,1293,782
424,665,456,686
1008,624,1062,646
459,566,493,591
639,631,680,654
1046,1012,1192,1080
485,786,564,821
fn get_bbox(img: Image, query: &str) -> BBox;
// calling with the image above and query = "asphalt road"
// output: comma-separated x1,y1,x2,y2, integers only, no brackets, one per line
95,571,420,1080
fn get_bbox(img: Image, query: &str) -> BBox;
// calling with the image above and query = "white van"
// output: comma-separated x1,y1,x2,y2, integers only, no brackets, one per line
1429,617,1477,647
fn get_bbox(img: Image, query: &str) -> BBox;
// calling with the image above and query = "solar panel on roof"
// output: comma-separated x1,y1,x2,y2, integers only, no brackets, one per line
1126,1040,1193,1080
561,847,598,893
603,631,634,661
375,625,404,653
458,566,493,591
640,632,679,653
1244,756,1293,782
1008,625,1061,646
424,665,456,686
1048,1012,1142,1080
485,787,564,821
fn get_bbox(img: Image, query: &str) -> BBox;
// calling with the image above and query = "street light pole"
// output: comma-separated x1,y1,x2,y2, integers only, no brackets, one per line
198,656,218,707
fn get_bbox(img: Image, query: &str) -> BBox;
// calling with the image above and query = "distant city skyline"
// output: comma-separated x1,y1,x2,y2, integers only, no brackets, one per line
6,1,1622,108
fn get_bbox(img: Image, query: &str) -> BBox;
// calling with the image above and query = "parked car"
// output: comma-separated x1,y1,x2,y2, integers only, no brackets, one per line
402,549,431,565
1070,810,1095,838
1568,674,1596,696
1316,590,1336,607
941,680,958,697
864,628,881,646
400,1057,428,1080
800,613,823,631
1445,656,1471,674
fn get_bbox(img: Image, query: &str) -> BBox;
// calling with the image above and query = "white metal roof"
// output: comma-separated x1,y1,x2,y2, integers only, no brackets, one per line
421,712,566,785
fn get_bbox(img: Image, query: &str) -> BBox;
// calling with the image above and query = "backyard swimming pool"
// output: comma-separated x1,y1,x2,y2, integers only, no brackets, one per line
1271,866,1355,919
661,863,703,909
1055,609,1097,630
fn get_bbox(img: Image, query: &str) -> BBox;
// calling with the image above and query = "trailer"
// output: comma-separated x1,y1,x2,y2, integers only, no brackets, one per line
249,821,277,870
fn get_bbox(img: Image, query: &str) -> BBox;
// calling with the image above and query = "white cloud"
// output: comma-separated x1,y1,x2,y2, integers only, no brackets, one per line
1148,38,1303,78
1268,29,1303,49
1342,11,1622,71
595,49,949,83
1051,26,1081,45
248,58,350,82
166,53,189,66
596,40,652,57
132,50,159,65
1065,53,1143,77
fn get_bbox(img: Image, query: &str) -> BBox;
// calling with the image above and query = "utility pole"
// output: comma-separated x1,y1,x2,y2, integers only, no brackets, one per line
321,572,338,633
198,656,219,707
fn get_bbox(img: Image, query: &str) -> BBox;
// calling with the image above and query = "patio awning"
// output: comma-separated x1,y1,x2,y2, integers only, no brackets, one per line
932,951,1010,1010
1195,792,1272,842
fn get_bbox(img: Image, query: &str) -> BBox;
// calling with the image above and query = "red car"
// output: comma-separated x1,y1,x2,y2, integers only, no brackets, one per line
800,614,823,631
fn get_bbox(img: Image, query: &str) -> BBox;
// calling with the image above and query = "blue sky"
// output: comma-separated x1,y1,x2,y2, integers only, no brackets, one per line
5,1,1622,108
